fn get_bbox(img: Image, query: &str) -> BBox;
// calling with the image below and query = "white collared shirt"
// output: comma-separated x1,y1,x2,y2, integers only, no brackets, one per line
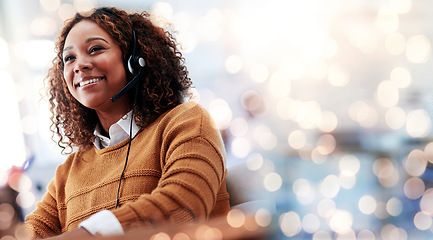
93,110,140,150
79,110,139,236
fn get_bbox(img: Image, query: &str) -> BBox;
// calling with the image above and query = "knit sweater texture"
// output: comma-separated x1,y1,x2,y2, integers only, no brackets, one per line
25,101,231,238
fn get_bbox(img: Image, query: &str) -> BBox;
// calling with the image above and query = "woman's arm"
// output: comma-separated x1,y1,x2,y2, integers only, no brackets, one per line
25,180,63,239
111,103,228,231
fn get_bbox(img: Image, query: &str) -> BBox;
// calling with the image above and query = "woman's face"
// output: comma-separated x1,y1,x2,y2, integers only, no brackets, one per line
62,20,128,112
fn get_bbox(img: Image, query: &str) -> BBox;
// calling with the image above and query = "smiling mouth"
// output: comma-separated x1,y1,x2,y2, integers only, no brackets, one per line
77,77,104,88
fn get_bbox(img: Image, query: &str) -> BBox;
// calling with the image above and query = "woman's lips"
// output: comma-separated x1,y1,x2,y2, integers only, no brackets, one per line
76,77,104,88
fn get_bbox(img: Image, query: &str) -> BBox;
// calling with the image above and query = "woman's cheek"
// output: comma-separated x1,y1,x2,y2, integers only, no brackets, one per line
63,71,73,89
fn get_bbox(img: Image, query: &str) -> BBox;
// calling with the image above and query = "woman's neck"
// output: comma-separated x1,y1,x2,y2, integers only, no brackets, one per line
96,106,131,134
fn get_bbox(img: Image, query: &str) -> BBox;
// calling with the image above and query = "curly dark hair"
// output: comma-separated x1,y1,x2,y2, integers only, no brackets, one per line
47,7,192,153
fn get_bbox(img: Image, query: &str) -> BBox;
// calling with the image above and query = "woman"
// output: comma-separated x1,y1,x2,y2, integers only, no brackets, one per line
25,7,230,239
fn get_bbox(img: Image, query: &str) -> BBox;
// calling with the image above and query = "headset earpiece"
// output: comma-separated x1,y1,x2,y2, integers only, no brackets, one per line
127,55,145,75
127,28,146,75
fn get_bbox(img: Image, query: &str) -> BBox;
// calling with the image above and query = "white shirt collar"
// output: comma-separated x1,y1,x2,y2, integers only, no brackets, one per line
93,110,140,150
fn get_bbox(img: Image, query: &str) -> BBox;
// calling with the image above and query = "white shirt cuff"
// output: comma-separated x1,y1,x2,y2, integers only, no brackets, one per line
79,210,124,236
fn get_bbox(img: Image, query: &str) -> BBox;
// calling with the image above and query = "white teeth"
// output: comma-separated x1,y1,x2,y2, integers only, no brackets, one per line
78,78,101,87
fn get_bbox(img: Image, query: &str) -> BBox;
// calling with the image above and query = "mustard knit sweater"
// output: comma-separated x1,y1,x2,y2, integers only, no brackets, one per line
25,101,231,238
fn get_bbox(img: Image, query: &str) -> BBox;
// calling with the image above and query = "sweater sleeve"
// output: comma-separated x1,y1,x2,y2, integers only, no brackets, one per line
25,179,62,239
112,104,227,230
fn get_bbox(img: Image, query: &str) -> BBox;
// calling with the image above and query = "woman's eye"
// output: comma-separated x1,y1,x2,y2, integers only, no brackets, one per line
89,46,104,53
64,55,75,63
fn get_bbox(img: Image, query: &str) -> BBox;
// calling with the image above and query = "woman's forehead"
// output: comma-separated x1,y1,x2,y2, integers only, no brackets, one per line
64,20,113,49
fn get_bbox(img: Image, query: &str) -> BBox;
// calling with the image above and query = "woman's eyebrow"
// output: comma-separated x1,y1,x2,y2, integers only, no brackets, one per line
85,37,109,44
63,37,109,52
63,46,72,53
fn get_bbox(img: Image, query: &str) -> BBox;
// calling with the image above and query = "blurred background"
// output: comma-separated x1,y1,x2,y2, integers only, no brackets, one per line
1,0,433,239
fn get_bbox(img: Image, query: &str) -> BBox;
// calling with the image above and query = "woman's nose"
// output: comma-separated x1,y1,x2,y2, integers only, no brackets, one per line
73,57,93,73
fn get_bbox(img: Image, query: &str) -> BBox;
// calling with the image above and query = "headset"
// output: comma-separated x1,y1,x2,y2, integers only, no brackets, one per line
111,23,145,209
111,27,146,102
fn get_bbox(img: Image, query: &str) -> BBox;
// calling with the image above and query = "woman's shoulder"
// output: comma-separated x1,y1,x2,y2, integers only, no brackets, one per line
162,101,215,128
155,101,221,142
169,101,205,115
